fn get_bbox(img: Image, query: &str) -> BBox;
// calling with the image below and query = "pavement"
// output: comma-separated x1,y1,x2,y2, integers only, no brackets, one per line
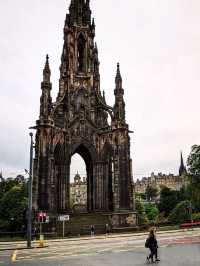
0,228,200,265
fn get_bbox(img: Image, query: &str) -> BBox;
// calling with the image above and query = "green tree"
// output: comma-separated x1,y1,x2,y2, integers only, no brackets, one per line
145,203,159,222
177,186,189,202
187,145,200,175
0,186,27,231
145,186,158,201
192,213,200,221
135,199,149,225
187,145,200,210
168,200,191,224
158,187,180,217
0,175,27,200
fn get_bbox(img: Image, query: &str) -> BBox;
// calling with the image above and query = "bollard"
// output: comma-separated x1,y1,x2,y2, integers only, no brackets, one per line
38,234,44,248
11,250,17,262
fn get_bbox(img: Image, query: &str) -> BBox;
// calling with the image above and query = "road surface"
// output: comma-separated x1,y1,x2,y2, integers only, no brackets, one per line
1,229,200,265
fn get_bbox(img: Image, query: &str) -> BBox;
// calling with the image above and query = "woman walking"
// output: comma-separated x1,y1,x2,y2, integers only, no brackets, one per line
145,227,160,263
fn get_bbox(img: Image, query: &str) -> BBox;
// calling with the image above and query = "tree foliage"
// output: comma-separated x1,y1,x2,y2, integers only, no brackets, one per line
158,187,187,217
168,200,191,224
0,176,27,232
135,199,149,225
145,203,159,222
187,145,200,210
187,145,200,176
145,186,158,201
192,213,200,221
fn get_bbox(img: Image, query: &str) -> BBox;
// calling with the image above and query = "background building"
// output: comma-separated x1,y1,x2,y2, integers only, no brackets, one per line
135,172,188,194
135,153,188,195
70,172,87,211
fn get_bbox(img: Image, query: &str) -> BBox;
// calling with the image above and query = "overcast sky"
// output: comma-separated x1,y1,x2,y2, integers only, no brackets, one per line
0,0,200,181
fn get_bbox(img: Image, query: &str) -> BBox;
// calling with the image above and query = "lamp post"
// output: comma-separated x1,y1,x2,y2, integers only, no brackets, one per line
27,132,34,248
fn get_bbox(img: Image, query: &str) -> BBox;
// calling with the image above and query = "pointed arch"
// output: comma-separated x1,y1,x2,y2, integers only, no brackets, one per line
77,32,86,72
71,142,95,211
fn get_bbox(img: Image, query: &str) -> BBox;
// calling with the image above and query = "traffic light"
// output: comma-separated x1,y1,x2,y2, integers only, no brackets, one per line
37,212,46,223
43,213,46,223
38,212,43,223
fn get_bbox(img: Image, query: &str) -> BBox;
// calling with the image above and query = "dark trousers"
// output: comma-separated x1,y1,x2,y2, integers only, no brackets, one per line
149,247,158,261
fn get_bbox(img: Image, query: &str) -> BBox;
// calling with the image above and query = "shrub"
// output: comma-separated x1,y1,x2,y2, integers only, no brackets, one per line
192,213,200,221
168,200,191,224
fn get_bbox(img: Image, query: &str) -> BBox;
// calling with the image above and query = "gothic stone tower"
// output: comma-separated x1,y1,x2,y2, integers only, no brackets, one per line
33,0,135,226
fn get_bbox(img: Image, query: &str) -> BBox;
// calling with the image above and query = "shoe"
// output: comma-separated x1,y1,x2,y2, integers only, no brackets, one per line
155,258,160,262
146,256,149,261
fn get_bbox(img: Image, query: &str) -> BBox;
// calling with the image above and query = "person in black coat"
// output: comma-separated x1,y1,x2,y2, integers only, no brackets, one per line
146,227,160,263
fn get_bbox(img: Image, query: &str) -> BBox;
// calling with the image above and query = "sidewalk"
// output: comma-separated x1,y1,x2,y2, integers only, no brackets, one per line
0,227,199,251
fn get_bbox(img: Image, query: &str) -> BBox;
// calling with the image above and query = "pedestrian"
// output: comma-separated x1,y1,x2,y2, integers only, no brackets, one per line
105,224,110,236
32,227,37,241
90,225,95,237
145,227,160,263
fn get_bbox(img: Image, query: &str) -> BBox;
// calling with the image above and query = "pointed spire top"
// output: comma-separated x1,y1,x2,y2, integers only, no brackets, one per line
179,151,187,176
44,54,50,71
43,54,51,82
46,54,49,62
113,62,125,122
180,150,183,161
94,42,98,54
103,90,106,102
92,17,95,26
116,62,122,81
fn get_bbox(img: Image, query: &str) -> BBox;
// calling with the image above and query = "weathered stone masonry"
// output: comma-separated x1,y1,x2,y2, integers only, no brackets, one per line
32,0,134,218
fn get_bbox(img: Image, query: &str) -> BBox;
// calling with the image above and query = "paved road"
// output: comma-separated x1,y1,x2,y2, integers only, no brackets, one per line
1,229,200,265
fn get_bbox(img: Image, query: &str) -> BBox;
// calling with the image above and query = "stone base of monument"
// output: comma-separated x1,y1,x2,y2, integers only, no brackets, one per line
34,211,138,237
109,212,137,228
72,204,87,213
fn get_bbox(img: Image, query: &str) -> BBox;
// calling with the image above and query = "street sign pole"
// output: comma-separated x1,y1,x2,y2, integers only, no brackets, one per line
27,133,34,248
58,215,69,238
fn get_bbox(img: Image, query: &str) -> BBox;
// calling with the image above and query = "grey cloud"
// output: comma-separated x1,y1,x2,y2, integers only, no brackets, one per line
0,0,200,179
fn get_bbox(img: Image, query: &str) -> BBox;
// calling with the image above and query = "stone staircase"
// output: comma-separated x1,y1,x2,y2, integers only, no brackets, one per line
56,213,110,237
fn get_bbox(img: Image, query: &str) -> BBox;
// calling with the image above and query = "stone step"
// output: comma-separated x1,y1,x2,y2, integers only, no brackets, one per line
56,213,110,236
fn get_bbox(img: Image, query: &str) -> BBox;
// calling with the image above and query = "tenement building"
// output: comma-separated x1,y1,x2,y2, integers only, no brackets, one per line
32,0,135,228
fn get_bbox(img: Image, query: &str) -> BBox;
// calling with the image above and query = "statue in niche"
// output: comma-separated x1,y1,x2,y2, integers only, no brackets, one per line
75,88,88,113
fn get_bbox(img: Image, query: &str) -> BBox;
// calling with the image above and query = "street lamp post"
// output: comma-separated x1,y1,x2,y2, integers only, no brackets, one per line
27,132,34,248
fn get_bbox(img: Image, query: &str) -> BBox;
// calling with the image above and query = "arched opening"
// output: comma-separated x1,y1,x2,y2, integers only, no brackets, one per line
70,144,94,212
77,34,86,72
70,154,87,212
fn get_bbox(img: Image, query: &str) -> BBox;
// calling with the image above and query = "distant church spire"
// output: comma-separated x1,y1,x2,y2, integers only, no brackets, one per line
179,151,187,176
